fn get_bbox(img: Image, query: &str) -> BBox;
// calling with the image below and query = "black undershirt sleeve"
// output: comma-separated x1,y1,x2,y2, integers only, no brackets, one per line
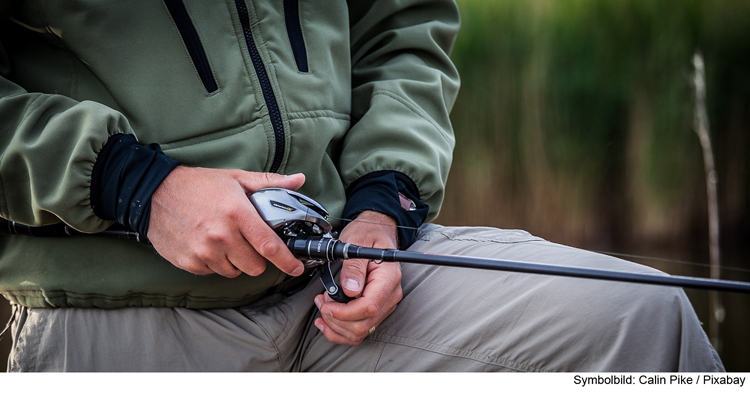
90,134,180,241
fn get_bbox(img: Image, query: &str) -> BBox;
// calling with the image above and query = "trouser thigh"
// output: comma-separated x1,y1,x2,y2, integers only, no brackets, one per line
7,224,724,372
7,281,322,372
301,224,723,372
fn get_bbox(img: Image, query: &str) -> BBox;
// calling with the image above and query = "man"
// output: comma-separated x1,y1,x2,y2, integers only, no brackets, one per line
0,0,723,371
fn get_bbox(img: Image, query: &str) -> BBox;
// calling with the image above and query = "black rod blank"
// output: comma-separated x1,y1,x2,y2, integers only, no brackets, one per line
286,237,750,294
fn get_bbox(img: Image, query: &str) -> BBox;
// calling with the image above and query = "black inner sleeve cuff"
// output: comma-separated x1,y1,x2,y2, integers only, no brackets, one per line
90,134,180,240
343,171,429,249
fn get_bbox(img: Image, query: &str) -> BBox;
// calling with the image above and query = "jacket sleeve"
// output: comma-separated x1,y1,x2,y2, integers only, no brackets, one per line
0,39,134,233
340,0,460,221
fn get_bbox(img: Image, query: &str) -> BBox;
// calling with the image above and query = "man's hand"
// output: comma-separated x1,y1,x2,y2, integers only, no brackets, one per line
147,166,306,278
313,211,403,345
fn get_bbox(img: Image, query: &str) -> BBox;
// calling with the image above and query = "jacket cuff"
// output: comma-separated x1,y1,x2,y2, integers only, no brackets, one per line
90,134,180,240
343,171,428,249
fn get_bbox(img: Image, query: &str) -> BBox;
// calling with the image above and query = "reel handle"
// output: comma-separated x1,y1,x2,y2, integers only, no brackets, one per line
316,261,354,303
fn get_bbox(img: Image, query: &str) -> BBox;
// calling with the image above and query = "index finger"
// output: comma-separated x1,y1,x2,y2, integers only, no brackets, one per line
237,204,304,276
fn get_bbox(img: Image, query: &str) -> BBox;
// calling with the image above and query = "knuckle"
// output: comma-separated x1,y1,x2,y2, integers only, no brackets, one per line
181,258,207,275
205,229,230,245
193,247,214,263
343,261,367,279
257,237,282,258
251,172,276,187
353,322,371,337
352,333,367,345
391,267,402,282
352,260,369,274
340,330,361,345
331,328,363,346
260,172,279,184
394,286,404,303
223,204,242,220
174,255,191,269
241,264,266,277
364,301,379,317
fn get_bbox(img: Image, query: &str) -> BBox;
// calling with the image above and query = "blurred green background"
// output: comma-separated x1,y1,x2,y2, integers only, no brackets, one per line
434,0,750,371
2,0,749,371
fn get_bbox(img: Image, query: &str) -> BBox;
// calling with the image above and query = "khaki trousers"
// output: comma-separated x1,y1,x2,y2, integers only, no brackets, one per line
6,225,724,372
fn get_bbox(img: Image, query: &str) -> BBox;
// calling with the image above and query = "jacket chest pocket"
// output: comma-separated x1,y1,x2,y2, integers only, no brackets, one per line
163,0,220,94
283,0,309,73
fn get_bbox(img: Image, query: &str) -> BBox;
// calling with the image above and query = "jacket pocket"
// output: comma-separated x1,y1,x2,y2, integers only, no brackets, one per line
163,0,219,93
283,0,309,72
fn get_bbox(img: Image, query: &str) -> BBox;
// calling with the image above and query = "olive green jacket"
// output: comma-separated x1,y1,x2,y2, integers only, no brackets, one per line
0,0,459,308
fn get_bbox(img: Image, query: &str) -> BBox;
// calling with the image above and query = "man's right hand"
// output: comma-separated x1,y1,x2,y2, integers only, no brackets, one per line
147,166,306,278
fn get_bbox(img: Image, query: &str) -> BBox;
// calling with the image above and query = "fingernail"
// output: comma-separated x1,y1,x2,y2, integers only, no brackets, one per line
314,320,324,332
314,297,322,310
292,265,304,276
323,308,333,317
343,279,361,292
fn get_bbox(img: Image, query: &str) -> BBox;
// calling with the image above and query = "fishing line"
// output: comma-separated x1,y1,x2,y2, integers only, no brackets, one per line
592,250,750,275
330,217,750,275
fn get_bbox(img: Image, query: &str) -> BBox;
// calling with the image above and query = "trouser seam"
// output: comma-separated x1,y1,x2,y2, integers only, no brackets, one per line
291,306,320,372
368,333,547,372
10,305,37,372
244,314,284,371
435,232,546,245
365,340,387,372
4,304,19,372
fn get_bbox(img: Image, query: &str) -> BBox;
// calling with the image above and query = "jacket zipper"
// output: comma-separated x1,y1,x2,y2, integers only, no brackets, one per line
283,0,309,73
163,0,219,93
234,0,285,173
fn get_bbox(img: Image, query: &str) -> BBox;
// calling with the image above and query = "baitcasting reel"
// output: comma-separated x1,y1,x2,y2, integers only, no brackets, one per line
249,188,353,302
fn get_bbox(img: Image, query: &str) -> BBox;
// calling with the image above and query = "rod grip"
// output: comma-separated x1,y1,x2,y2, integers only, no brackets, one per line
286,237,340,261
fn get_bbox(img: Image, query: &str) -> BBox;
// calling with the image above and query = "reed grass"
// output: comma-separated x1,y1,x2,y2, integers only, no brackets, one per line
438,0,750,370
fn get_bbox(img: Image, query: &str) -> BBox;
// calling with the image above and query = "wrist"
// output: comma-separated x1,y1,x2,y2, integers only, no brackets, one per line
343,171,428,249
356,210,397,233
344,211,398,249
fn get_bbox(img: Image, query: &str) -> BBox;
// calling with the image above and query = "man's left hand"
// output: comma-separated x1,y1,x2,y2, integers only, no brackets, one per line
313,211,403,345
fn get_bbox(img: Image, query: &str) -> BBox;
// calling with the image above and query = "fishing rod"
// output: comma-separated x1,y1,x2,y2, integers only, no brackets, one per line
247,189,750,302
4,188,750,302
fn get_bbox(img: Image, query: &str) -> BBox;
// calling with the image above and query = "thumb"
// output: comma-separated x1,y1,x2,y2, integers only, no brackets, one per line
340,258,367,297
234,171,305,193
